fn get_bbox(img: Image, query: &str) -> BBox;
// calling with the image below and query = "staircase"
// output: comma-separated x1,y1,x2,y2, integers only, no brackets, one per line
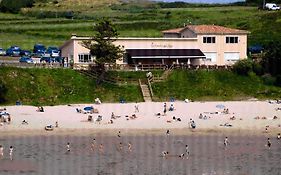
139,79,152,102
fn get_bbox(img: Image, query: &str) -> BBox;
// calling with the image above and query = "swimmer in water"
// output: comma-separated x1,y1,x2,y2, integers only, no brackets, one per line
267,138,271,149
277,133,280,140
0,145,3,158
99,144,104,154
128,142,132,152
224,137,229,148
161,151,169,158
66,142,70,152
9,146,13,160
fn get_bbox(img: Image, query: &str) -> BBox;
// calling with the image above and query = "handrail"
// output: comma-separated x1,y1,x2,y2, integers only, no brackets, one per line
147,78,154,97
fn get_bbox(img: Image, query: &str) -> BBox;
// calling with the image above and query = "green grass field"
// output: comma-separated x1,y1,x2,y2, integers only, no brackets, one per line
1,67,281,105
0,2,281,50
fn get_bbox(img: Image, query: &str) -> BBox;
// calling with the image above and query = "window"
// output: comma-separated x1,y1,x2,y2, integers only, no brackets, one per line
226,37,238,43
203,37,216,43
78,54,92,62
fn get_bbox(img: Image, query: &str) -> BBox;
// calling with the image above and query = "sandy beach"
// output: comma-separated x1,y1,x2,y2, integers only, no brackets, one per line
0,101,280,135
1,101,281,175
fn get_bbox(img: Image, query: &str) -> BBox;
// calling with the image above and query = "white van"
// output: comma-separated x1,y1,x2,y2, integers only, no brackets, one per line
265,3,280,10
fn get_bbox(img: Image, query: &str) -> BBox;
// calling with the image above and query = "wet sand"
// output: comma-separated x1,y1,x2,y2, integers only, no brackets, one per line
0,132,281,175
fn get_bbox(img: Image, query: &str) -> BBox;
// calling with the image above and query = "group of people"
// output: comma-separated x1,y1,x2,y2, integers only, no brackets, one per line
0,145,14,160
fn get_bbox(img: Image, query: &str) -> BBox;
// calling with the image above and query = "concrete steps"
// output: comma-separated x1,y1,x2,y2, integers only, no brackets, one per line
140,83,152,102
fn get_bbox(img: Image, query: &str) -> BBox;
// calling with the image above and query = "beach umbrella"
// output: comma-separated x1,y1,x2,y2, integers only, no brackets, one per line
84,106,93,111
216,104,225,109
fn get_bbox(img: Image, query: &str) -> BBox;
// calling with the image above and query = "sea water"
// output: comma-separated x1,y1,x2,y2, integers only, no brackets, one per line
0,134,280,175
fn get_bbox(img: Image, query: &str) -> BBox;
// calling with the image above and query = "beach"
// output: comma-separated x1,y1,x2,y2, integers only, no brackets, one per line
0,101,281,175
0,101,280,134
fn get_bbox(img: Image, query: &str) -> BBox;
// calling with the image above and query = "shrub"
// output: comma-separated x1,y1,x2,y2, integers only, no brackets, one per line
252,62,264,76
0,0,34,13
232,59,253,76
262,74,276,86
275,75,281,87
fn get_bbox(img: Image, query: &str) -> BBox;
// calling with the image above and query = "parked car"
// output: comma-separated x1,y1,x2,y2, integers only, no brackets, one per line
6,46,21,57
46,46,60,57
19,56,34,63
40,56,62,63
265,3,280,10
33,44,46,57
0,48,6,56
248,45,263,54
20,50,32,57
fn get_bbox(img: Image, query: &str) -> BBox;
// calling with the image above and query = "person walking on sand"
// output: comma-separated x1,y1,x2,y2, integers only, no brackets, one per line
0,145,3,158
224,137,229,148
9,146,13,160
66,142,71,152
267,138,271,149
134,103,139,113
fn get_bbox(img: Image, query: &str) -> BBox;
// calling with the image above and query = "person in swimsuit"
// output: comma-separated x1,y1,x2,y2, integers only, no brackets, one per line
128,142,132,152
161,151,169,158
224,137,229,147
0,145,3,158
166,129,170,137
66,142,70,152
267,138,271,149
277,133,281,140
9,146,13,160
99,144,104,154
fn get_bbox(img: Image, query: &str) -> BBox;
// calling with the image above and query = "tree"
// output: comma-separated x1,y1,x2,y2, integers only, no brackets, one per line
0,81,7,104
261,41,281,76
83,19,124,84
0,0,34,13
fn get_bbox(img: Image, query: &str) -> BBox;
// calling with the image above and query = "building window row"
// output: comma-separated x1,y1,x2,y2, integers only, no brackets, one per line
78,54,92,62
226,37,238,43
203,37,216,43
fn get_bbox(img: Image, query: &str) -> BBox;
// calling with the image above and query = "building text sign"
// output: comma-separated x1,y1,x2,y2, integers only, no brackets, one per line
151,42,173,48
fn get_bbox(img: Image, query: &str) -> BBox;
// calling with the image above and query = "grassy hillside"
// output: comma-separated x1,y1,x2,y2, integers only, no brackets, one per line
1,68,281,105
0,2,281,50
0,67,143,105
152,70,281,101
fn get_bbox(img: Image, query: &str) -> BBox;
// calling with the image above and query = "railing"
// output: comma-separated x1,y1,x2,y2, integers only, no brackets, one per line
147,77,154,97
0,62,62,68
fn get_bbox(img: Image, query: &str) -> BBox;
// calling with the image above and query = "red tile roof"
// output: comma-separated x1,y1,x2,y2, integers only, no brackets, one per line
162,25,249,35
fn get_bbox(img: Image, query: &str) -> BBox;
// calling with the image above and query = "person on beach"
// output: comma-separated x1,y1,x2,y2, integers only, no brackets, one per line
55,121,59,128
267,138,271,149
117,131,121,138
0,145,3,158
277,133,281,140
163,103,167,115
224,137,229,147
9,146,13,160
179,153,185,159
66,142,71,152
134,103,139,113
128,142,132,152
166,129,170,137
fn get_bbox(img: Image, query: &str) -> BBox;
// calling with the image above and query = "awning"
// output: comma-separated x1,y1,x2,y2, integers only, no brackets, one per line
126,49,206,59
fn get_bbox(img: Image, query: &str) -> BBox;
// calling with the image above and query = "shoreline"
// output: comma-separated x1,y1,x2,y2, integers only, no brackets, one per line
0,127,280,137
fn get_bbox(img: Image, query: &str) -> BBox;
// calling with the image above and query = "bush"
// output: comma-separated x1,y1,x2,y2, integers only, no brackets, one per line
262,74,276,86
232,59,253,76
0,0,34,13
275,75,281,87
252,62,264,76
